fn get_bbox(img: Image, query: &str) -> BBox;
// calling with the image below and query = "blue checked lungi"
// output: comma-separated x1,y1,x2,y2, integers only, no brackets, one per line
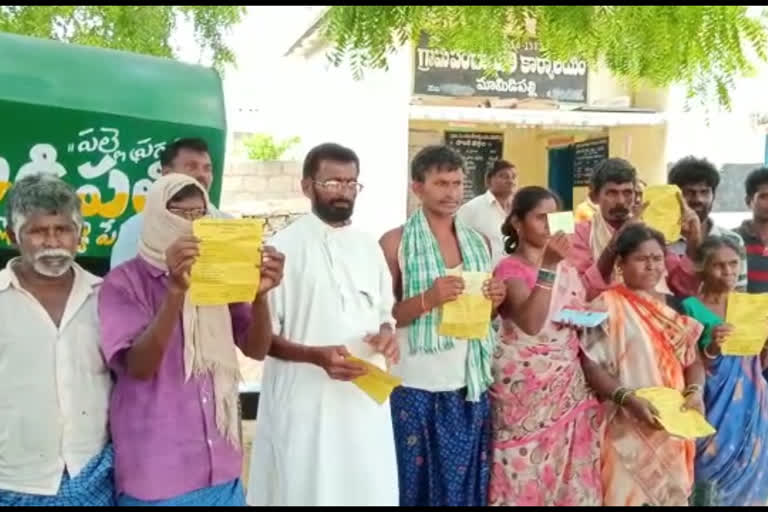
390,386,491,507
0,444,115,506
116,479,246,507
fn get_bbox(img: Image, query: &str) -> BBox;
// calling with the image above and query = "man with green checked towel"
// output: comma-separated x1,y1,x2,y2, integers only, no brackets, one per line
380,145,506,507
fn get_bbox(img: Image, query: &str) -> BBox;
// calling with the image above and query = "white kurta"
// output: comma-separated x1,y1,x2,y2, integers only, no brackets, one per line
246,214,399,506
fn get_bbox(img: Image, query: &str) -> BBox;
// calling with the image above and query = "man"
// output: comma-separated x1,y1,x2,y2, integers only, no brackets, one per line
668,156,747,290
98,174,282,505
735,166,768,294
379,145,506,507
456,160,517,266
110,137,229,269
247,143,400,506
0,175,114,506
568,157,701,300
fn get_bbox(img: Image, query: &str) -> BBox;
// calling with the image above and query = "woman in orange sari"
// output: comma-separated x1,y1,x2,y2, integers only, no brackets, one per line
581,224,706,506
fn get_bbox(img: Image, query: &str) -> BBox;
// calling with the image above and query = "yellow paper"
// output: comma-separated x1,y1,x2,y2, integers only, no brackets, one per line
189,218,264,305
642,185,682,243
438,269,492,339
722,292,768,356
348,356,402,404
634,387,716,440
547,211,575,235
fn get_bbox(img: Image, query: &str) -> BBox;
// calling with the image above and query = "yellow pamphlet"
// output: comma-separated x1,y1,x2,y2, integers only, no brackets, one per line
438,269,492,339
634,387,716,440
189,218,264,305
722,292,768,356
547,211,575,235
642,185,682,243
347,356,402,404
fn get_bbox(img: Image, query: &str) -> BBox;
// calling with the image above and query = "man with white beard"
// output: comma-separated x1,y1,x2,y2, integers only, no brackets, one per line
0,174,114,506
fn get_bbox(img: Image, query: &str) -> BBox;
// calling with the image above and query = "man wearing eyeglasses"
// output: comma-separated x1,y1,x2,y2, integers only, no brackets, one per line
110,137,231,269
246,143,399,506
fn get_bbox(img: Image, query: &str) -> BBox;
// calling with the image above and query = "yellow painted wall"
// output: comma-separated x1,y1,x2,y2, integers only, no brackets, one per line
407,120,667,211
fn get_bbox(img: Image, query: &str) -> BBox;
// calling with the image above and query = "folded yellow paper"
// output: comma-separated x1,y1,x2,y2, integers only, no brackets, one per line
438,270,492,339
634,387,716,440
722,292,768,356
642,185,682,243
347,356,402,405
190,218,264,305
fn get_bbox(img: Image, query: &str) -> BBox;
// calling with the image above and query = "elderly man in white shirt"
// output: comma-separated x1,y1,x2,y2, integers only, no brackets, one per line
110,137,230,269
456,160,517,267
0,174,114,506
247,143,399,506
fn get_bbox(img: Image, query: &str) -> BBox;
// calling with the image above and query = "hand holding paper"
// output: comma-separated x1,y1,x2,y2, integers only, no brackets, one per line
547,211,575,235
347,356,402,404
189,218,264,305
642,185,683,243
438,269,492,339
634,387,715,440
722,292,768,356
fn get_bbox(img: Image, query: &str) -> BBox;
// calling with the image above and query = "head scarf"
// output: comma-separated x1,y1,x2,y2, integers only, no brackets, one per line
138,174,241,447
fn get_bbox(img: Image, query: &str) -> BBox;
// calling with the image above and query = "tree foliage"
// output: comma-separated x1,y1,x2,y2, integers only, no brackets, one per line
243,134,301,162
324,6,768,108
0,5,245,69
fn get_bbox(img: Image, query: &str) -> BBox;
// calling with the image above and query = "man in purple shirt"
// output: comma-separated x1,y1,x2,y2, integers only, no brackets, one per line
98,174,284,506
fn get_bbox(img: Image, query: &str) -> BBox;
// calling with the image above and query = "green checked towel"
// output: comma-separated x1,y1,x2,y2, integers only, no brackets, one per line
401,208,495,402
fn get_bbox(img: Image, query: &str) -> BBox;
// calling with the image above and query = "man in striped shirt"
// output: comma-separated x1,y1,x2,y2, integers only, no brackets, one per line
668,156,747,290
735,167,768,293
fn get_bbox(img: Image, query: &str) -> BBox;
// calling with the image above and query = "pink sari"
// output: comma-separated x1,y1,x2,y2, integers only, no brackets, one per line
488,258,602,506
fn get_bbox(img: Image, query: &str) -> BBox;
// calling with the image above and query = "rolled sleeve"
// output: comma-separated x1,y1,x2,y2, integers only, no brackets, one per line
229,302,253,351
97,269,152,372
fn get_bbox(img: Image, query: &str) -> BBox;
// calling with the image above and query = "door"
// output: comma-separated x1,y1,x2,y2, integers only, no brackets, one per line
547,145,575,210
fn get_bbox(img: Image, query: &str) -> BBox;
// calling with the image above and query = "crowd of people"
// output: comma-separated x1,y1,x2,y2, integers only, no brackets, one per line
2,136,768,507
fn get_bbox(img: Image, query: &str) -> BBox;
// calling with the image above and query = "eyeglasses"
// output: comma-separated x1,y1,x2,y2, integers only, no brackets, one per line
168,207,207,220
313,180,364,193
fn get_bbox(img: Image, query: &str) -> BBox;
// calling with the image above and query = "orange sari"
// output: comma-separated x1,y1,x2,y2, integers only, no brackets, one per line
583,285,703,506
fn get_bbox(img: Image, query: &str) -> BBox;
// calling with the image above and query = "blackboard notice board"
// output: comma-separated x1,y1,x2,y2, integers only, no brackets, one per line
444,131,504,202
573,137,609,186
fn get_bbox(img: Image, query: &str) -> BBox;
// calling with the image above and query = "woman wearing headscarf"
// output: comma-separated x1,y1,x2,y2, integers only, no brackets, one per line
98,174,284,506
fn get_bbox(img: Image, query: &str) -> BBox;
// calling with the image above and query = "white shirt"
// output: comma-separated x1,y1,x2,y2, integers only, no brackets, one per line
456,190,511,267
110,205,230,269
247,213,399,506
0,260,111,495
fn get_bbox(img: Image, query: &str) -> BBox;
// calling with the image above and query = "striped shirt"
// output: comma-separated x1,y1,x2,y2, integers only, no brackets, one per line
734,221,768,293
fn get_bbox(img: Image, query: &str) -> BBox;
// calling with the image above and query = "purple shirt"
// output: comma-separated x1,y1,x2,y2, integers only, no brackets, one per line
98,257,253,501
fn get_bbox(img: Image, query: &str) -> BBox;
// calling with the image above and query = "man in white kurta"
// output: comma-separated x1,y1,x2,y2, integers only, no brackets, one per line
246,143,399,506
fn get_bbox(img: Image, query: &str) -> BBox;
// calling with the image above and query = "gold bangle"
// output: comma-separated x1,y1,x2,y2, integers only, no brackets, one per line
703,345,718,360
420,291,427,312
683,384,703,397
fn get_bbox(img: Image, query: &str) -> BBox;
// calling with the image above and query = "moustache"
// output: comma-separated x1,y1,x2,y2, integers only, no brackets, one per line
609,207,630,217
35,248,74,261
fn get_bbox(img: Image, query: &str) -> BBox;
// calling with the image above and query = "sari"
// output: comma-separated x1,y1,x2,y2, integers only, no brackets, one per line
681,297,768,506
488,258,602,506
583,285,703,506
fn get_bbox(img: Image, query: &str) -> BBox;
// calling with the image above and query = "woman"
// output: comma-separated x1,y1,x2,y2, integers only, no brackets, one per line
581,224,706,506
680,236,768,506
98,174,282,505
488,186,602,506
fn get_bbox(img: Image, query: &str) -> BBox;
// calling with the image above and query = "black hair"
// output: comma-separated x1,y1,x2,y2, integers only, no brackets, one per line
693,235,745,269
614,224,666,259
668,156,720,192
160,137,209,167
302,142,359,179
745,166,768,202
410,145,465,183
590,157,637,194
167,184,204,206
501,186,561,254
486,159,515,181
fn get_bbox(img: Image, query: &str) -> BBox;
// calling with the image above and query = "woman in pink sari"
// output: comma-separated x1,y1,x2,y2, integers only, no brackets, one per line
489,186,602,506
